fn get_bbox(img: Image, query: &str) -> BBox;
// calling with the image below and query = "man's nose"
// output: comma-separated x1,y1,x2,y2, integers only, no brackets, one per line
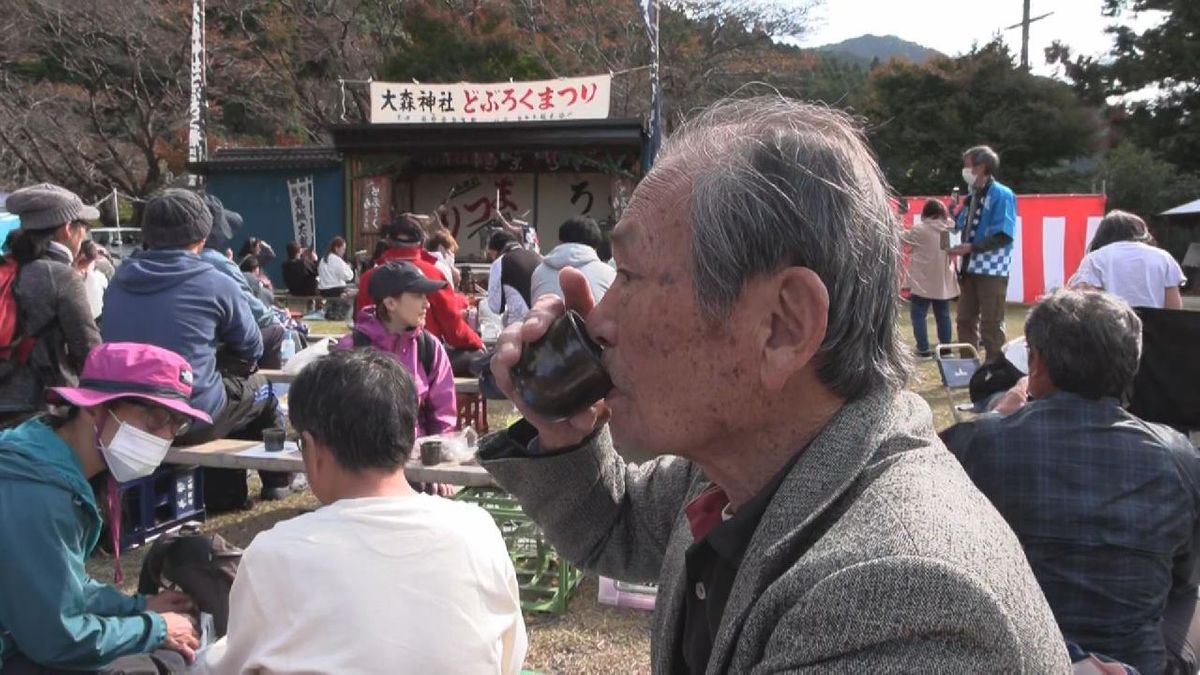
588,294,616,350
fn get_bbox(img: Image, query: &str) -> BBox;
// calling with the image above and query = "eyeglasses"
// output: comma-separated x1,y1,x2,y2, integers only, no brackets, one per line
127,401,192,437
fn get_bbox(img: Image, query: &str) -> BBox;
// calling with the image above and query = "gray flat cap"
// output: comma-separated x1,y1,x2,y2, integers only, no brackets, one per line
3,183,100,231
142,189,213,250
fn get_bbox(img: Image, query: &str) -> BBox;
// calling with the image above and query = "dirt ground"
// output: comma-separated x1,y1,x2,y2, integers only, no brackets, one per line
85,304,1030,673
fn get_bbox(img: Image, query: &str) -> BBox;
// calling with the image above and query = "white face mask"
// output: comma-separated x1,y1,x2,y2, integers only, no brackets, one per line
98,411,172,483
962,168,977,186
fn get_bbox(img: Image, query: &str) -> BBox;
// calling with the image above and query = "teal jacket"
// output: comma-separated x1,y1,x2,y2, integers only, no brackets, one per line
0,419,166,670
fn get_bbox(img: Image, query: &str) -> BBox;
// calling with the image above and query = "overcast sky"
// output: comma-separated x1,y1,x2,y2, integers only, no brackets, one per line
796,0,1164,78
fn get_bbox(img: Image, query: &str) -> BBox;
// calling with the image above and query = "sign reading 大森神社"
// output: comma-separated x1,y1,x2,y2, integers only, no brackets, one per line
368,75,611,124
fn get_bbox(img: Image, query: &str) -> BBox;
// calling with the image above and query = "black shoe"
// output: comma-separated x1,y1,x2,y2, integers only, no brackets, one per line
260,486,292,501
915,349,934,359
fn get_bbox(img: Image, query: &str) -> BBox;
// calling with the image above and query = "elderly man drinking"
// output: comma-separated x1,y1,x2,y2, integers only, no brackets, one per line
480,97,1069,673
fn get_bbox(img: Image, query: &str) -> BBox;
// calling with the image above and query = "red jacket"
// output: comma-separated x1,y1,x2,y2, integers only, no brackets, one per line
357,246,483,351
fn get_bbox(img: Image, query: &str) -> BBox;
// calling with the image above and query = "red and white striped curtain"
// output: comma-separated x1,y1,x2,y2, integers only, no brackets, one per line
899,194,1108,304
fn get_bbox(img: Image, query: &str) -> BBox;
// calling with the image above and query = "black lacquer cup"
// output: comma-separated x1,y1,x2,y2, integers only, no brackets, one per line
511,310,613,421
262,428,286,453
420,440,445,466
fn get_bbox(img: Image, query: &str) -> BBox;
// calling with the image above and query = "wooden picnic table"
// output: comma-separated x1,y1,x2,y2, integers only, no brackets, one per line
165,438,495,487
262,368,480,395
259,369,294,384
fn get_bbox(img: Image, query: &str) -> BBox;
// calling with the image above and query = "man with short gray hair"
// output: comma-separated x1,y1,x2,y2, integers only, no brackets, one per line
948,145,1017,362
482,97,1068,672
952,287,1200,674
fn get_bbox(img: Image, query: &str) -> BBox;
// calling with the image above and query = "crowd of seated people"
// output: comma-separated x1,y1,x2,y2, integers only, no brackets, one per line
0,155,1196,674
0,181,526,674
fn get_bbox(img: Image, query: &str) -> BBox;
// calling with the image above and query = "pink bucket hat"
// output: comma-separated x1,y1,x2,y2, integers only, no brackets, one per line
49,343,212,424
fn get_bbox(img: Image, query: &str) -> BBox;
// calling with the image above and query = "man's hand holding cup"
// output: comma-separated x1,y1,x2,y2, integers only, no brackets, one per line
490,267,611,452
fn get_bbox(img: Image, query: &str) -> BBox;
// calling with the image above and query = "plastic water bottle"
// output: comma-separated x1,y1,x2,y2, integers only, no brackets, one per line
280,329,296,365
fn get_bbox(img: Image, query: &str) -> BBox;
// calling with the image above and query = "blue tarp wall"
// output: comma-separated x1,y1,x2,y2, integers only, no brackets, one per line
206,167,344,286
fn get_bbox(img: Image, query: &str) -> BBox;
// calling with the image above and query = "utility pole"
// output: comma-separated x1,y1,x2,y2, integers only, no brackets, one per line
1020,0,1030,71
187,0,207,187
1004,0,1053,71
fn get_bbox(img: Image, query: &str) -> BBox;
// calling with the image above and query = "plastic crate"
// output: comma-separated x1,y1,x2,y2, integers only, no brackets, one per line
455,487,582,614
118,465,206,551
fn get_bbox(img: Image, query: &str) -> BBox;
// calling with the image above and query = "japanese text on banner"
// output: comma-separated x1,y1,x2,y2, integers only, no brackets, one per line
369,75,611,124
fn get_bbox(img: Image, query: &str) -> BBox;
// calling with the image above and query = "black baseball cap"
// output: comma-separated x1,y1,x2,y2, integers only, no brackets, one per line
368,261,447,303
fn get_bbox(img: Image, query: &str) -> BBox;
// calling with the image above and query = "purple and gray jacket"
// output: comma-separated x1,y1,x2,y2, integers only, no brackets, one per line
335,309,457,438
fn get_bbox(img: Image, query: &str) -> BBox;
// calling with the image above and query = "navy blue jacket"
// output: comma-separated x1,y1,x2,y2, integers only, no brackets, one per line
102,249,262,422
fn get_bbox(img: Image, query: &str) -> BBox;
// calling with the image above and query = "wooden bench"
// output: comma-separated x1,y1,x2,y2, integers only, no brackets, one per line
165,439,495,487
273,291,323,312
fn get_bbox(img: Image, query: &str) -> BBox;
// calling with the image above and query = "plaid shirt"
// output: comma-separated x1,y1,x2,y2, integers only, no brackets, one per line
952,392,1200,675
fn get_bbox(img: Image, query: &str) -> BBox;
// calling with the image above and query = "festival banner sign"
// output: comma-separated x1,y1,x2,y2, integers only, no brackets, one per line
899,194,1108,304
287,176,315,249
368,75,611,124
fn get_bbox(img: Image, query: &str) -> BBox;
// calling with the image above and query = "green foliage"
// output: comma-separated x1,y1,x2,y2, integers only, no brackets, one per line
379,5,549,83
858,41,1100,195
1099,142,1200,222
1048,0,1200,173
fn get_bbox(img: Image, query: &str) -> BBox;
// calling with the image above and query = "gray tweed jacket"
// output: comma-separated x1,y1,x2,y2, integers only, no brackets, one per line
0,250,100,414
480,388,1071,673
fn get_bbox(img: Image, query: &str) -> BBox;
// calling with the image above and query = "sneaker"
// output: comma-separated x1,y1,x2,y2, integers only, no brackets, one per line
914,349,933,359
260,486,292,501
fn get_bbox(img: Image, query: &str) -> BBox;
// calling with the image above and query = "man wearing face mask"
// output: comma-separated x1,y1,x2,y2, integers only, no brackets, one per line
0,343,213,674
947,145,1017,363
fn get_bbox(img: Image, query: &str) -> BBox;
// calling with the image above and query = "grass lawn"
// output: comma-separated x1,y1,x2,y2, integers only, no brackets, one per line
86,304,1032,673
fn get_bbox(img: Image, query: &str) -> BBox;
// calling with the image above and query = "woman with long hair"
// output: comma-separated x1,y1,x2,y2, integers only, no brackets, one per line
1071,210,1185,309
317,236,355,298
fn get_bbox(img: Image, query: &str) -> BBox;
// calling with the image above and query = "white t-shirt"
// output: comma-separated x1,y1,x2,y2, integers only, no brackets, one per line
1070,241,1186,309
198,495,527,675
317,252,355,290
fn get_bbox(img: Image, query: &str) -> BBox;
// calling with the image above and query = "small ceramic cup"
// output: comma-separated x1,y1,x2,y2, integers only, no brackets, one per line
262,428,286,453
420,440,445,466
510,310,613,421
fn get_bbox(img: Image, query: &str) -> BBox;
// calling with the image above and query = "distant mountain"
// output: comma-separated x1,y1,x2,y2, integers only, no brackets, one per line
816,34,944,66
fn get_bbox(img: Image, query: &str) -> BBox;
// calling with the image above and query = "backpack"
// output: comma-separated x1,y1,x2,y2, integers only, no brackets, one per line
968,356,1025,405
0,258,35,364
352,329,436,378
136,526,243,637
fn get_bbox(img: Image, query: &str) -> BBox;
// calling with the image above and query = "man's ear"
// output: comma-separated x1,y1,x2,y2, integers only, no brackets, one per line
300,431,323,471
759,267,829,391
